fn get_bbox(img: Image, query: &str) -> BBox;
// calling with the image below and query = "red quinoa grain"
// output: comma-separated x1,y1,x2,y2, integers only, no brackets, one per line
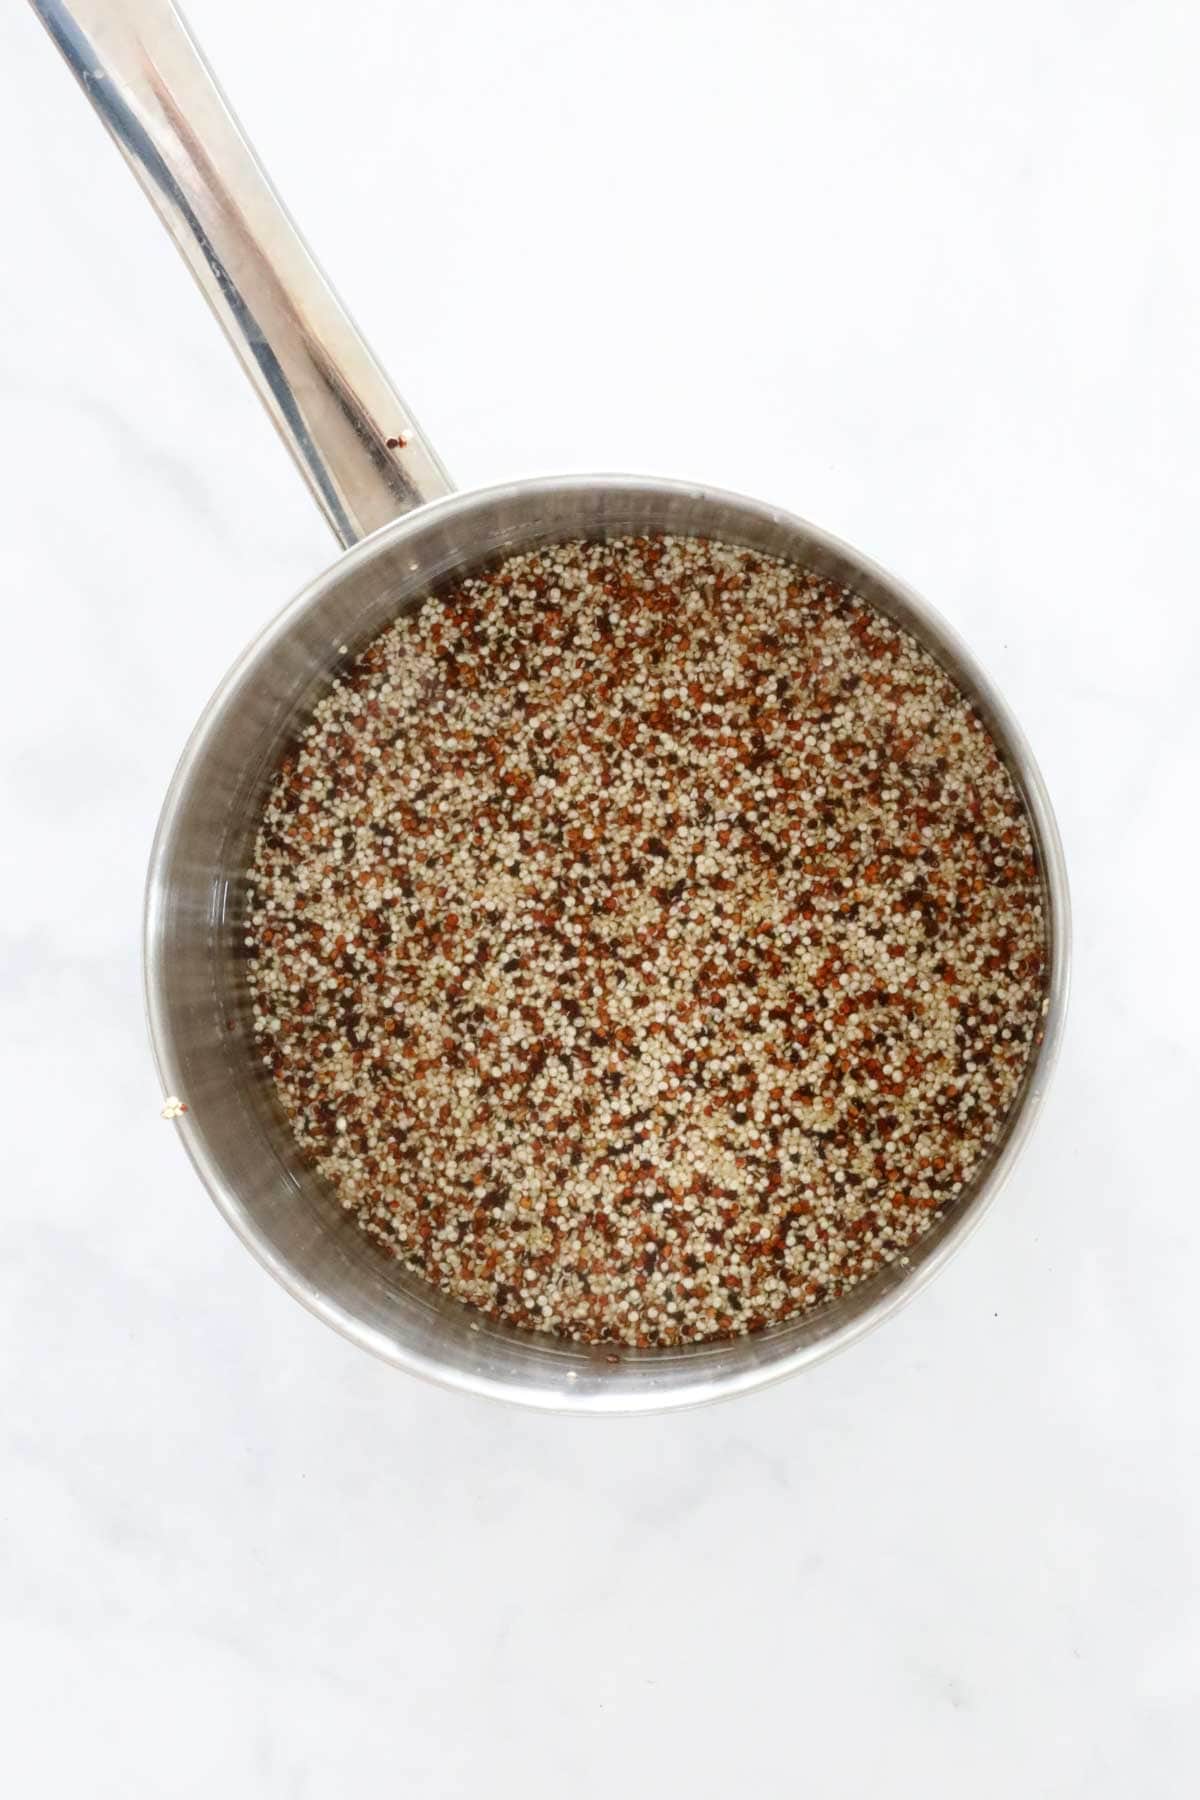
245,536,1047,1346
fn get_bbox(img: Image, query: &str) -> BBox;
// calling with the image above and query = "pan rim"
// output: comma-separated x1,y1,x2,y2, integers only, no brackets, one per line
144,472,1071,1413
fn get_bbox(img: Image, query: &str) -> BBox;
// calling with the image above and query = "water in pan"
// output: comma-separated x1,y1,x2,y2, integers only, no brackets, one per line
244,535,1046,1347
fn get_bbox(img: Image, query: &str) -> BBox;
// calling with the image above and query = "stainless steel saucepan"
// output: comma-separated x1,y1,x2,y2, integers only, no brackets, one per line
32,0,1069,1412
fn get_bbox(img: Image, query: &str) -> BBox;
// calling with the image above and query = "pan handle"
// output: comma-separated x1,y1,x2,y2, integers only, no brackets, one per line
29,0,454,546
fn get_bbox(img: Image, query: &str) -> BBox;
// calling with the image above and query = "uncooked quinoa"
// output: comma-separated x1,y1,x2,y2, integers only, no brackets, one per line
245,536,1047,1346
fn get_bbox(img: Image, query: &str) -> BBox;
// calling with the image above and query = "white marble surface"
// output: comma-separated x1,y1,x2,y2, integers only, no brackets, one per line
3,1,1199,1792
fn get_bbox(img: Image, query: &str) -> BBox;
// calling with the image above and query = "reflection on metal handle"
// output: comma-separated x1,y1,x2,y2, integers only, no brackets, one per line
30,0,453,546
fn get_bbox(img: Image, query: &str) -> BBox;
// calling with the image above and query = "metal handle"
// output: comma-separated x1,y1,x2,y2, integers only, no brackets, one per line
30,0,454,546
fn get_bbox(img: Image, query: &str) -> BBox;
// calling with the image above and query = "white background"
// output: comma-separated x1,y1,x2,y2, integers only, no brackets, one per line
2,1,1198,1793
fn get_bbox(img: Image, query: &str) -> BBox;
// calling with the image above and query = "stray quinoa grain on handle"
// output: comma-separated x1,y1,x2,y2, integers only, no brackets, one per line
245,537,1047,1348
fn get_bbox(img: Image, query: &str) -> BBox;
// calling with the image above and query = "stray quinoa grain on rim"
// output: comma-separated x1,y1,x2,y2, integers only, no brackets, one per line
245,536,1047,1347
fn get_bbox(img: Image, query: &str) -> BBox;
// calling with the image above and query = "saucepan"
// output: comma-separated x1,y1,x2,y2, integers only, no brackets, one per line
32,0,1069,1411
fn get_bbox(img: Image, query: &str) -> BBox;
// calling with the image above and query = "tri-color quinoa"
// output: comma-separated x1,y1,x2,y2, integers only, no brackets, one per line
245,537,1046,1346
